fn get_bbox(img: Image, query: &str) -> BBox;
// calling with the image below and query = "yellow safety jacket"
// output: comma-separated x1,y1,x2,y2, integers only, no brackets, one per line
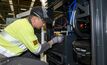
0,18,41,57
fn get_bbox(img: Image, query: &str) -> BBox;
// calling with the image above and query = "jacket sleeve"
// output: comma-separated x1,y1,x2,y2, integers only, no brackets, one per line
35,41,50,55
20,32,42,54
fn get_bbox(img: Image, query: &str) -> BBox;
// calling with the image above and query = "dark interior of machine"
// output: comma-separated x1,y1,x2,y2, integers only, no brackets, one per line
45,0,91,65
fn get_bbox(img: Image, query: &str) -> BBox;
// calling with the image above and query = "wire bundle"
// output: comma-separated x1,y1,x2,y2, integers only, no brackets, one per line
67,0,77,35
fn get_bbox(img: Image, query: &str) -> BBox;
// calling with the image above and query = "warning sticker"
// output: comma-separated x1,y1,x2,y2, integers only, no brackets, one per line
33,40,38,45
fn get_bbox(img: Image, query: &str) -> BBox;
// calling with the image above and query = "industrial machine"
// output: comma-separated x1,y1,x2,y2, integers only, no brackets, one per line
46,0,91,65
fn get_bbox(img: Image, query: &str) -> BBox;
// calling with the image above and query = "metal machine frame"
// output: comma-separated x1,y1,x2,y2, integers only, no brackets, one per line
91,0,107,65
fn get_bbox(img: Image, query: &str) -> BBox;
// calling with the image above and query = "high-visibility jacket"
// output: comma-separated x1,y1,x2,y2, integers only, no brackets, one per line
0,18,41,57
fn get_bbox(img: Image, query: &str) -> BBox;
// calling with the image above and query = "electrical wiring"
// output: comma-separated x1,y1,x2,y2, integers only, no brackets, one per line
67,0,77,35
68,0,77,25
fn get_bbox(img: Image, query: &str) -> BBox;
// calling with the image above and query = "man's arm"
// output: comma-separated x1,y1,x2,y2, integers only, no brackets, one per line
35,40,53,55
36,35,64,55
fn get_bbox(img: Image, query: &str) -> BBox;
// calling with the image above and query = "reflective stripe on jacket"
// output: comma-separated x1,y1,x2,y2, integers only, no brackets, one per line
0,18,41,57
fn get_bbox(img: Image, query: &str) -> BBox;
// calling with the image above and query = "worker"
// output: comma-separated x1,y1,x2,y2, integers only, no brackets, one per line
0,6,64,65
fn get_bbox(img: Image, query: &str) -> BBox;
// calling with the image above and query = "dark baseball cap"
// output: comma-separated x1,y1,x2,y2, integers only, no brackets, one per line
30,6,52,24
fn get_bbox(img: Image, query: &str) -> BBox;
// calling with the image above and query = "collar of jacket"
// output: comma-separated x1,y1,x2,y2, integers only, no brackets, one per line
26,17,33,28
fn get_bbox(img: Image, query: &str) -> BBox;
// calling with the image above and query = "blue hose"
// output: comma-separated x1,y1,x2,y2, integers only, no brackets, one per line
68,0,77,24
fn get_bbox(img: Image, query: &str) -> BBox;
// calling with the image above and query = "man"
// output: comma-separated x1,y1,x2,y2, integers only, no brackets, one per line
0,6,63,65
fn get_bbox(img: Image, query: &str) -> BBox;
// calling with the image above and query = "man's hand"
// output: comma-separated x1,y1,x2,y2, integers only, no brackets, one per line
47,35,64,48
51,35,64,44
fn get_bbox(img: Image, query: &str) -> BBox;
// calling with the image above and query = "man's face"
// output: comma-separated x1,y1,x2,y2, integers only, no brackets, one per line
31,16,44,29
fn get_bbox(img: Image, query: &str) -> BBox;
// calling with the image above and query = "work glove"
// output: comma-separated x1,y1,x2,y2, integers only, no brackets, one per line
51,35,64,44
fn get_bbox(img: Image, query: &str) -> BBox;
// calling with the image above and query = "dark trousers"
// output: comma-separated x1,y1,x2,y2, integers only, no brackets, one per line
0,57,48,65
